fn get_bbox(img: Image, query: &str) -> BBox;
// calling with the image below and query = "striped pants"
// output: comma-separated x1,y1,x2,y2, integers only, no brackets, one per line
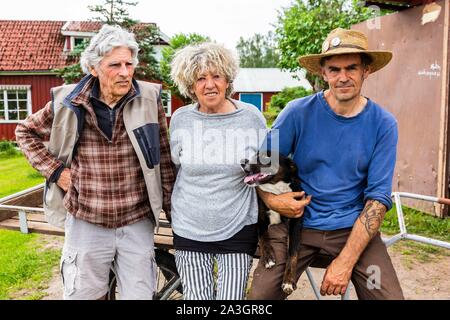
175,250,253,300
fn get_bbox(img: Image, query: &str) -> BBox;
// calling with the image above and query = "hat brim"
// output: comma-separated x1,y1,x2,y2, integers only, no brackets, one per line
298,48,393,75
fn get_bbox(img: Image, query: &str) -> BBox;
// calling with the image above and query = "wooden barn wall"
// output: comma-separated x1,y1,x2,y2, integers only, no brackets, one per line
0,74,63,140
169,94,185,125
353,0,449,216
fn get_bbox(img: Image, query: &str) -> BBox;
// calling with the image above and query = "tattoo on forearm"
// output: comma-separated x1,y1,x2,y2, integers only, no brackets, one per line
359,200,386,238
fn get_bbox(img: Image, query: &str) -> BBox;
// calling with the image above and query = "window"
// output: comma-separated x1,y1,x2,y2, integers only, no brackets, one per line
67,37,90,52
161,90,172,117
74,37,86,46
0,85,32,122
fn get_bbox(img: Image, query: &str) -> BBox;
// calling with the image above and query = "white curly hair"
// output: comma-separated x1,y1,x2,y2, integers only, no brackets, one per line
170,42,239,101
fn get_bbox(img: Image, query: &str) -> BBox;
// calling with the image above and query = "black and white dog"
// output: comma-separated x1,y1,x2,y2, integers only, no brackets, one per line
241,152,305,295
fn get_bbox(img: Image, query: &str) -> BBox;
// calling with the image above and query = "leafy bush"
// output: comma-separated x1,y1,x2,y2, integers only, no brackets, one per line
0,140,14,152
0,140,20,158
269,86,312,111
263,107,279,128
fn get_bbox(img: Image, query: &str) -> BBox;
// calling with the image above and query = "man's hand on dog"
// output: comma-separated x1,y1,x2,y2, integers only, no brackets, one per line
259,190,312,218
320,256,353,296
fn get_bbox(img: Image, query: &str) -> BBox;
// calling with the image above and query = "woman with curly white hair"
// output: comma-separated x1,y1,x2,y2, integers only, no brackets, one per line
169,42,267,300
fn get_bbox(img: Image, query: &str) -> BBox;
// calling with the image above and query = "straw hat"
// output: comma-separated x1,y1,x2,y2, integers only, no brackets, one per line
298,28,392,75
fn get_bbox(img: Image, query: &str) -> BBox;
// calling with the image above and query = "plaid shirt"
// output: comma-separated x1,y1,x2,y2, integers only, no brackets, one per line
15,77,175,228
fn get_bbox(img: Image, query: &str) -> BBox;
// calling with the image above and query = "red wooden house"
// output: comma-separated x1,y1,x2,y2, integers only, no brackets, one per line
231,68,311,112
0,20,179,141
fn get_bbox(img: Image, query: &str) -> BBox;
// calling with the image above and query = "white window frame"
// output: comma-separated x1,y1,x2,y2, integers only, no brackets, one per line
161,89,172,117
0,85,32,123
71,36,90,51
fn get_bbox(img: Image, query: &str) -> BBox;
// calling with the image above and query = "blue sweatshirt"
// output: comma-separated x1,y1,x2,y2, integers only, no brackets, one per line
267,92,398,230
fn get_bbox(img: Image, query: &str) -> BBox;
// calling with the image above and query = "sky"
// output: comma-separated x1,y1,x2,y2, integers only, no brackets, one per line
1,0,294,49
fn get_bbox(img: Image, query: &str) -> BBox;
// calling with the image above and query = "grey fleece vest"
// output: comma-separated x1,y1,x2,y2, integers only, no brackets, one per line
44,80,164,230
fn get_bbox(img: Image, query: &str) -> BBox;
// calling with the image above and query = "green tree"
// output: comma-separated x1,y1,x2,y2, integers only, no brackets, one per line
55,0,162,83
159,33,210,104
236,31,280,68
275,0,383,91
88,0,138,28
131,23,162,82
56,41,89,84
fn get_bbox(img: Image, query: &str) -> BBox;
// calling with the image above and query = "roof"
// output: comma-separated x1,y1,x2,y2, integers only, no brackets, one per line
63,21,105,33
233,68,312,93
0,20,68,71
61,21,169,43
0,20,168,72
364,0,435,10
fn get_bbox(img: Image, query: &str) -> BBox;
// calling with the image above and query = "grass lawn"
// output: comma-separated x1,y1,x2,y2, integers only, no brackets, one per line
0,229,61,300
382,206,450,263
0,154,44,199
382,206,450,242
0,152,59,300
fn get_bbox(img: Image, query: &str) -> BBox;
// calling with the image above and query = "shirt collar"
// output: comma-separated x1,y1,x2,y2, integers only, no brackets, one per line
71,75,138,107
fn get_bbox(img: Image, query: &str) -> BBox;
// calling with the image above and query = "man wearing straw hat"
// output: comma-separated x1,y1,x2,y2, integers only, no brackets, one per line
249,28,404,300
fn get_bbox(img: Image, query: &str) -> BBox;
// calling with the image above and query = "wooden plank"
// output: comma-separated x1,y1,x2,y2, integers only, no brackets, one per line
154,234,174,248
0,219,21,232
159,221,171,229
0,186,44,222
0,210,16,222
6,212,171,227
0,213,176,248
156,227,173,237
0,218,64,236
0,187,43,207
10,213,47,223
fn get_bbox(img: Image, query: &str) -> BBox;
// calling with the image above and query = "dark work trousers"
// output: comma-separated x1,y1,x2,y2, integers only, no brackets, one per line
248,222,404,300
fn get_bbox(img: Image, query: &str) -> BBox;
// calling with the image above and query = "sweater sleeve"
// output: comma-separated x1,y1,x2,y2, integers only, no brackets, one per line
14,101,64,180
364,122,398,210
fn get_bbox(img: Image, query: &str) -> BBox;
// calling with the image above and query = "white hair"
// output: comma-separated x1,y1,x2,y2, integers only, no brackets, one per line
80,24,139,74
170,42,239,101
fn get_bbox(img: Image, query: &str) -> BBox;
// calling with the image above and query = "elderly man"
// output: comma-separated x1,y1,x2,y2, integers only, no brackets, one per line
248,28,404,300
15,25,175,300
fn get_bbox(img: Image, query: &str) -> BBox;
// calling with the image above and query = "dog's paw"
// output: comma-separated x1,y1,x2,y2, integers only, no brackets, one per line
265,260,276,269
281,282,296,295
261,254,276,269
261,247,276,269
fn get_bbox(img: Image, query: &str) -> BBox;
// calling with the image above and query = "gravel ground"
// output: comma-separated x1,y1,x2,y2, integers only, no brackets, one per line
41,235,450,300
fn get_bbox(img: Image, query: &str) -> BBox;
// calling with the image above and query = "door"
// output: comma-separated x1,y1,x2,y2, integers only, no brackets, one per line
240,93,263,111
